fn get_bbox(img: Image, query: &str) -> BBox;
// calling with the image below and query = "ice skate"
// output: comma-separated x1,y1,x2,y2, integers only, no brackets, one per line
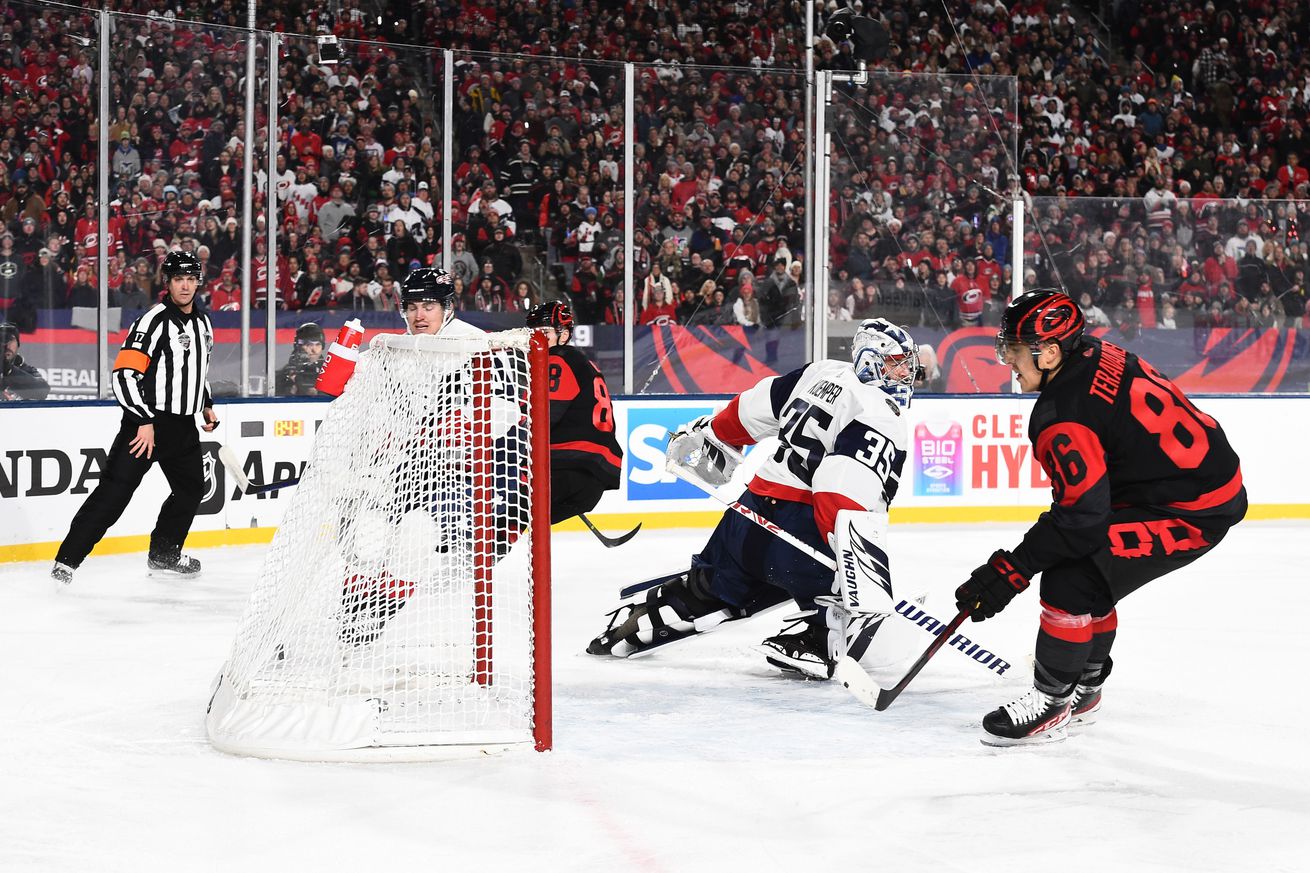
1069,659,1111,729
1069,683,1102,727
50,561,75,591
146,550,202,578
760,619,833,680
980,686,1073,747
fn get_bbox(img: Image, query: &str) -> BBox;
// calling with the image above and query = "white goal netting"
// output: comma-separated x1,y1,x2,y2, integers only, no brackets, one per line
206,329,551,760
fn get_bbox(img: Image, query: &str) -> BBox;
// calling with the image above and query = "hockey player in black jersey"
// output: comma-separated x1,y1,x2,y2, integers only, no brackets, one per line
525,302,622,523
955,290,1246,746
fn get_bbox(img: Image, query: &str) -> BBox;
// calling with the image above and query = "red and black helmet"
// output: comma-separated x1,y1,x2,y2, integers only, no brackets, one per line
997,289,1085,361
526,301,575,341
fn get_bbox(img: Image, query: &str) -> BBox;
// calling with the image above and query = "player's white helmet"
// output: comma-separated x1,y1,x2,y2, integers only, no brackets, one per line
852,318,919,408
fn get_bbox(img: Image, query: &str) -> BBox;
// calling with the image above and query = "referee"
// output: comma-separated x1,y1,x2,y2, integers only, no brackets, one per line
51,250,219,587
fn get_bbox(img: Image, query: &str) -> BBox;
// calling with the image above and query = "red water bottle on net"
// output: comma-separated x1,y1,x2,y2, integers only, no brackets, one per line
314,318,365,397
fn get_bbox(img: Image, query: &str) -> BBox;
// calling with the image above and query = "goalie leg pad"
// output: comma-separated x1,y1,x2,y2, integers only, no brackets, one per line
587,568,741,658
832,509,896,616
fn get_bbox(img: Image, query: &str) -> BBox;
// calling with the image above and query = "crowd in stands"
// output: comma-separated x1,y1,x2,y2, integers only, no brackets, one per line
0,0,1307,343
823,0,1310,331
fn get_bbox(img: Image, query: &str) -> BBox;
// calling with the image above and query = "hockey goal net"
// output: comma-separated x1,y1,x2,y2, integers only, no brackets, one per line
206,329,551,759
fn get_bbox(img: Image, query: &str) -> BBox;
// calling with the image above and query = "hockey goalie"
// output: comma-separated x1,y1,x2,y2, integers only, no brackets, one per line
588,318,925,686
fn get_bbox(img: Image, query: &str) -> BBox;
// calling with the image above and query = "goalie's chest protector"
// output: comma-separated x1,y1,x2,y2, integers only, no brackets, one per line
736,360,909,509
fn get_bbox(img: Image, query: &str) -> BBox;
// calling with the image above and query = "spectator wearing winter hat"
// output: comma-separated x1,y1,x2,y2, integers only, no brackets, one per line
448,233,479,288
574,205,602,262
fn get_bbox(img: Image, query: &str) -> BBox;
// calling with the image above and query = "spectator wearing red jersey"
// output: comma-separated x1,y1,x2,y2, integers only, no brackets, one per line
207,262,241,311
289,116,323,165
639,286,677,325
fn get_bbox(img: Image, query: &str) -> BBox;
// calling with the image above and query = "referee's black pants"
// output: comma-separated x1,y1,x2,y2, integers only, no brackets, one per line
56,413,205,567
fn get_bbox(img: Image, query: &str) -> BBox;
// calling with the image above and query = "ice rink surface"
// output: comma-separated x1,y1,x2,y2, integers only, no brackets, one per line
2,521,1306,873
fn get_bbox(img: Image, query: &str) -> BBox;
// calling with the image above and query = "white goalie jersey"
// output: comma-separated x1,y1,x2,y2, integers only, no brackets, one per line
708,358,909,541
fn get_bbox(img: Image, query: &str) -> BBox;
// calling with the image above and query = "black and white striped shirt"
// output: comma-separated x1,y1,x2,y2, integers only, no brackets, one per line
112,299,213,422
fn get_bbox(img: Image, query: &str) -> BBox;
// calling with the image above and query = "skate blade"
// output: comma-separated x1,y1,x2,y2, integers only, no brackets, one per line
980,726,1070,747
1068,709,1100,733
762,654,828,681
147,568,202,579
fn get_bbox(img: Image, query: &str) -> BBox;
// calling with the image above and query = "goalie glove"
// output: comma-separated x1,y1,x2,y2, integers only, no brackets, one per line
665,414,743,488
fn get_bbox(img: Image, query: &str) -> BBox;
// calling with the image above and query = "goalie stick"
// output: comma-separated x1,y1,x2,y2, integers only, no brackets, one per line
578,513,642,548
217,445,302,495
663,461,885,706
663,461,1009,707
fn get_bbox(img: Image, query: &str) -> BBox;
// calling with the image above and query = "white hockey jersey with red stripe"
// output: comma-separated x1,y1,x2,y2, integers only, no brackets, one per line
709,359,908,541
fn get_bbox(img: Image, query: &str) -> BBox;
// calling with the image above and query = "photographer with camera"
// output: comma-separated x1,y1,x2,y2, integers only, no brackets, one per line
276,322,327,395
0,322,49,400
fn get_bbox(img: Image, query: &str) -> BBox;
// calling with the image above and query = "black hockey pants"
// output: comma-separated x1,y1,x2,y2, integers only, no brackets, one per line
1033,489,1248,688
550,466,609,524
56,413,205,567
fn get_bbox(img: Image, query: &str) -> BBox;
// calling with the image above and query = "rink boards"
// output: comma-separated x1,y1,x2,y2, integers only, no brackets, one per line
1,393,1305,561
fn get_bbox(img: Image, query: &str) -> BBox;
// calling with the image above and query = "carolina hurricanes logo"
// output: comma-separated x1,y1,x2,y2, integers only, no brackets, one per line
962,289,981,306
1034,299,1082,340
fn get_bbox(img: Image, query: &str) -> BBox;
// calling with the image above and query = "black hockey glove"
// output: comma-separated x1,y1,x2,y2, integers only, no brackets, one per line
955,550,1030,622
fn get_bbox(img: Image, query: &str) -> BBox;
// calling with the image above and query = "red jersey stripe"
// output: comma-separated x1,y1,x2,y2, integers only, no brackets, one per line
1167,468,1243,512
746,477,813,504
711,396,755,447
549,440,622,470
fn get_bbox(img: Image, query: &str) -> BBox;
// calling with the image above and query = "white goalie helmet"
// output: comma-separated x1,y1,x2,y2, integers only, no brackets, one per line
851,318,919,408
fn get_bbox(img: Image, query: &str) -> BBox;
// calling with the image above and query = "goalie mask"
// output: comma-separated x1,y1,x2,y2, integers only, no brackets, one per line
852,318,919,408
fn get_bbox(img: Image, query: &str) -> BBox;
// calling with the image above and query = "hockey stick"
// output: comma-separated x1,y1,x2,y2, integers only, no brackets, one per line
619,570,692,600
868,608,970,711
216,445,302,495
664,462,1010,706
663,462,885,705
578,513,642,548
